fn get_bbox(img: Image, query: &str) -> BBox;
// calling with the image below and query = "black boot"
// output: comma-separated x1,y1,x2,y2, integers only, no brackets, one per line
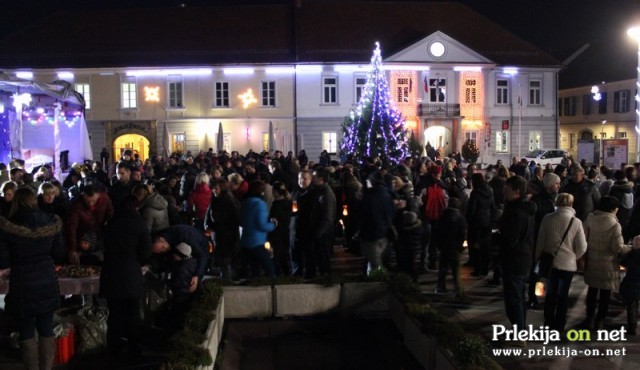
628,300,638,336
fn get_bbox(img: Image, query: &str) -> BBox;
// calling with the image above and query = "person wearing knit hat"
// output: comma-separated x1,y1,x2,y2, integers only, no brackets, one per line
526,172,562,308
174,242,192,259
78,231,104,265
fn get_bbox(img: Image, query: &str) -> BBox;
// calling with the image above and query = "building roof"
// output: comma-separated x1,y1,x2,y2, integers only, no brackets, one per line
0,1,561,69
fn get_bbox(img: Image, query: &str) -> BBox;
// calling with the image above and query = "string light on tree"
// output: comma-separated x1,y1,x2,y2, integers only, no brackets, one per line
339,42,409,166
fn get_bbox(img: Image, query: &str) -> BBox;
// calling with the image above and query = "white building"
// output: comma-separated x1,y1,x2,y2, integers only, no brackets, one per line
0,1,561,164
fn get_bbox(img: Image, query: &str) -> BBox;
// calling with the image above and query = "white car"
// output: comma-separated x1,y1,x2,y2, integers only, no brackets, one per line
523,149,567,167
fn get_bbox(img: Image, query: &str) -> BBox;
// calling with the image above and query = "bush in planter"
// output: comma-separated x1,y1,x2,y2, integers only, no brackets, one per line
453,336,502,370
161,282,223,369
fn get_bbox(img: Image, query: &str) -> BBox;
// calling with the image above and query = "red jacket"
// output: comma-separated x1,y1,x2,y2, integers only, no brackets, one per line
188,183,212,220
65,192,114,252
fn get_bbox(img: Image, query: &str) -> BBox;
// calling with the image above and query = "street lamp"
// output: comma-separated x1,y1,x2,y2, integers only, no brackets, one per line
627,26,640,162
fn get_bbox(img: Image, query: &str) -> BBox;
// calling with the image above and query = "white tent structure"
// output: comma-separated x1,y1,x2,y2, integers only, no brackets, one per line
0,73,91,176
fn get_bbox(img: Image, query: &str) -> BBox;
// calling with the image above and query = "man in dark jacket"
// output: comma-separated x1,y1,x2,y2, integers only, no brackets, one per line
499,175,537,334
205,178,241,279
359,171,394,272
100,195,151,357
292,170,314,276
109,162,139,212
562,166,600,221
152,225,210,291
307,167,337,277
434,198,465,295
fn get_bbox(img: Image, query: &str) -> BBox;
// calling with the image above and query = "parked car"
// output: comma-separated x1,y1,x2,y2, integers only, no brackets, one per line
523,149,567,167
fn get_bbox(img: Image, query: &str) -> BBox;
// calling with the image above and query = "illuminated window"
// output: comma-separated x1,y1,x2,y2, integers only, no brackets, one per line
75,83,91,109
614,90,630,113
496,79,509,105
496,131,509,153
529,131,542,151
529,80,541,105
323,132,337,153
355,76,367,103
396,78,410,103
121,81,137,109
464,131,477,147
429,78,446,103
214,82,229,107
322,76,338,104
168,76,183,108
172,133,186,153
262,133,269,151
261,81,276,107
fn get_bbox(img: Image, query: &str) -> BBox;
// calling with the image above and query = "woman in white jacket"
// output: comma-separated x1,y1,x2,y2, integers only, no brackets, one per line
583,196,631,329
536,193,587,332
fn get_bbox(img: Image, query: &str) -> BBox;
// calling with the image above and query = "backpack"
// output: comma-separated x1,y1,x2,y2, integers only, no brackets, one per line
424,184,446,221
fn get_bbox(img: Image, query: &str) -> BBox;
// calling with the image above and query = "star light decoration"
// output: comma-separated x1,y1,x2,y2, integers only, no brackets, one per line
144,86,160,103
339,42,409,165
238,88,258,109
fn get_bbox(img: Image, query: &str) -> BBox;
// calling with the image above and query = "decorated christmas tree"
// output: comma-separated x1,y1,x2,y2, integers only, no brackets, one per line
339,42,409,166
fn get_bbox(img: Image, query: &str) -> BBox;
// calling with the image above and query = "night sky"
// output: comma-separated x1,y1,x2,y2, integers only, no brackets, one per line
1,0,639,87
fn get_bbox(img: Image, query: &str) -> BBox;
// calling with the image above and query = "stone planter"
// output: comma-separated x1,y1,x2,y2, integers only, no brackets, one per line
435,347,456,370
223,285,273,318
197,295,225,370
388,293,406,335
340,282,388,315
404,317,436,370
274,284,340,317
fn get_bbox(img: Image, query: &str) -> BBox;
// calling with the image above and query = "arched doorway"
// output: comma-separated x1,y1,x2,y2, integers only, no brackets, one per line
113,134,149,162
424,126,451,157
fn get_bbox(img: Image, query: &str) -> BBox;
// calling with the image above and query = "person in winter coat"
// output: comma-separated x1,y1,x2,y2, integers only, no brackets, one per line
0,181,17,218
341,167,362,253
535,193,587,332
205,178,241,280
240,181,276,278
100,195,151,357
397,211,423,281
499,175,537,332
188,172,212,229
228,173,249,200
582,196,632,329
65,184,114,264
562,166,601,221
167,242,198,334
608,170,634,228
269,182,293,276
37,182,68,220
434,198,466,296
359,171,394,273
620,238,640,335
133,184,170,234
0,188,63,370
466,173,495,277
307,167,337,277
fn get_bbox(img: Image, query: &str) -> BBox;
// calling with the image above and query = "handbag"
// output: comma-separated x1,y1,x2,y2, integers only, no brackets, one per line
538,218,574,278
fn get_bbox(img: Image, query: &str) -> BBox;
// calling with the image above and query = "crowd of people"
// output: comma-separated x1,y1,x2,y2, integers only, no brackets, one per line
3,146,640,366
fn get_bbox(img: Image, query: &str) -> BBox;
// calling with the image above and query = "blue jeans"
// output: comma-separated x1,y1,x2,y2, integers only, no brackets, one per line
544,268,574,331
502,272,527,329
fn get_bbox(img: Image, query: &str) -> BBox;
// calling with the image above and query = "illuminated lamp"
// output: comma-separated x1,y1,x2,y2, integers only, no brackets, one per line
223,67,254,75
144,86,160,102
57,72,74,80
453,66,482,72
238,89,258,109
12,93,32,108
16,72,33,79
503,67,518,75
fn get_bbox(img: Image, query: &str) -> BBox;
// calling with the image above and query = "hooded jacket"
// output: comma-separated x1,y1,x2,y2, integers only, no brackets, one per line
140,192,170,234
583,210,631,291
0,211,64,318
499,197,537,275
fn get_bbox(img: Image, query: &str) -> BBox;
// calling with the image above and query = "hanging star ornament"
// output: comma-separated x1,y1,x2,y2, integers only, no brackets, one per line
144,86,160,102
238,88,258,109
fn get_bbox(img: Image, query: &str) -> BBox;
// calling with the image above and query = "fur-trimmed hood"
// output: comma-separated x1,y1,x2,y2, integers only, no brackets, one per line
0,212,62,239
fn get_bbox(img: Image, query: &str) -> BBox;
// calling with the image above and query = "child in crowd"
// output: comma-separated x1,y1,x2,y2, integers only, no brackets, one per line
167,242,198,334
397,211,423,281
620,236,640,335
78,232,103,265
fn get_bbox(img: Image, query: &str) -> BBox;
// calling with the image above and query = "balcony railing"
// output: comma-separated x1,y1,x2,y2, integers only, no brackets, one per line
418,103,461,117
